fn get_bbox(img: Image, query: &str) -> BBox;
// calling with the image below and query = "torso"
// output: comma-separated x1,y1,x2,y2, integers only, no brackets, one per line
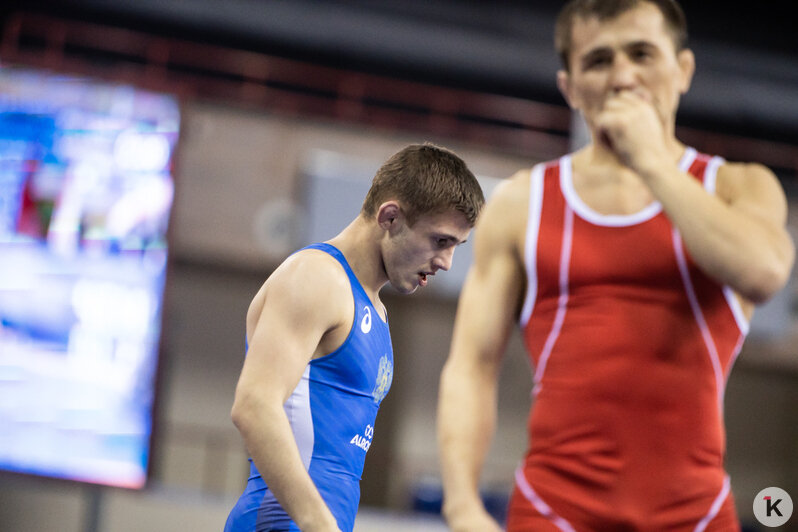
233,244,394,532
248,249,387,360
512,149,748,530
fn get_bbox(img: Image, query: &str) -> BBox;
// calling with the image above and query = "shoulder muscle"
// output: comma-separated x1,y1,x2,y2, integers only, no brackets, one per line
248,250,352,357
472,168,531,266
716,161,788,226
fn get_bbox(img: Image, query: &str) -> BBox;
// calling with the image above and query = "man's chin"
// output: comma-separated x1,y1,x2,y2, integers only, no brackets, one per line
390,281,418,295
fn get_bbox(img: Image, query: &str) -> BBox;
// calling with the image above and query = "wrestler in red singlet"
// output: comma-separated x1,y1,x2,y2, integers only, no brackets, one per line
508,148,746,531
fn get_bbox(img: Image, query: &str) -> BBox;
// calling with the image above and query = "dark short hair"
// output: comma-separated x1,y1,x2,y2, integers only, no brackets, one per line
555,0,688,71
361,143,484,226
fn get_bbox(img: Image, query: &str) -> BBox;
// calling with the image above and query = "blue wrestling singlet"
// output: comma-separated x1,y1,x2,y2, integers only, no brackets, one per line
224,243,394,532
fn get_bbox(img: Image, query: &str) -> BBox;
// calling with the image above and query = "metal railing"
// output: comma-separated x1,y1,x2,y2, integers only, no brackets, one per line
1,11,796,176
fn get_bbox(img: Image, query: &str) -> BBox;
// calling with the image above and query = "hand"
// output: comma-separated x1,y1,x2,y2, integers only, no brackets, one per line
595,90,670,175
445,505,504,532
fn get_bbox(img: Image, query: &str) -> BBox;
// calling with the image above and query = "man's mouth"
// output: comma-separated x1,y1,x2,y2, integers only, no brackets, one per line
419,272,432,287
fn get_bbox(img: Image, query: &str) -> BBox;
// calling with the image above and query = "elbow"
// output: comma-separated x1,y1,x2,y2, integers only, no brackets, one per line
739,261,792,305
230,390,262,434
230,399,247,432
735,236,794,304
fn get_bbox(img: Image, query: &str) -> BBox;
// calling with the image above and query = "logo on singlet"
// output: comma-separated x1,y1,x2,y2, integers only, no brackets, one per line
350,424,374,452
372,354,392,404
753,487,793,527
360,306,372,334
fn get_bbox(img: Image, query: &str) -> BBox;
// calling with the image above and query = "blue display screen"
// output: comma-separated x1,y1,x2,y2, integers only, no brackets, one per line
0,65,180,488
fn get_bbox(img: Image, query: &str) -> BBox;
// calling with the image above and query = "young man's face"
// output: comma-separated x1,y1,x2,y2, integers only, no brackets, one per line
558,3,694,133
383,209,472,294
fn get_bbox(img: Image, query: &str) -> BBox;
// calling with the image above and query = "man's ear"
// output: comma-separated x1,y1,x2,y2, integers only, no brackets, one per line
557,69,577,109
376,201,404,232
676,48,695,95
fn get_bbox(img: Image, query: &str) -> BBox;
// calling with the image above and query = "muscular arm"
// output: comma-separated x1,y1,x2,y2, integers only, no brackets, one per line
231,253,348,532
644,160,793,305
437,175,527,532
598,92,794,304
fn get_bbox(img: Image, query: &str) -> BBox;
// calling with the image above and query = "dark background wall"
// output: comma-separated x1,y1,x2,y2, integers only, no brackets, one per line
6,0,798,146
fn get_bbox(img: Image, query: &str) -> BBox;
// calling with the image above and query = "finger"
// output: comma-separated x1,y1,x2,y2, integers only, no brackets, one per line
599,128,615,151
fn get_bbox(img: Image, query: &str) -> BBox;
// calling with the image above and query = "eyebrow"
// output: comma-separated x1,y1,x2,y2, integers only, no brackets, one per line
579,40,659,66
579,47,612,67
436,234,468,246
626,40,658,52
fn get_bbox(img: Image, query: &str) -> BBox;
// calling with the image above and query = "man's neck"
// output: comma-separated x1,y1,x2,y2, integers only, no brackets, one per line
327,215,388,298
574,138,686,177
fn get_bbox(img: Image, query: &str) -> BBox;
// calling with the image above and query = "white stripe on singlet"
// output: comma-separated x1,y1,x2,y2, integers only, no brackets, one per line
702,154,750,336
514,467,576,532
561,154,661,227
532,198,574,396
520,164,545,327
672,230,726,413
284,365,314,470
693,475,731,532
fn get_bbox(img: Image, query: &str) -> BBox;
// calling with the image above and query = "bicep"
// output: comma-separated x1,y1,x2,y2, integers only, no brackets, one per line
239,305,320,403
450,180,526,369
716,162,795,305
237,259,347,404
720,162,789,228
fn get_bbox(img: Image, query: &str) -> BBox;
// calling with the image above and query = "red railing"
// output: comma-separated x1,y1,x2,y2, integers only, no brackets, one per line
2,11,796,175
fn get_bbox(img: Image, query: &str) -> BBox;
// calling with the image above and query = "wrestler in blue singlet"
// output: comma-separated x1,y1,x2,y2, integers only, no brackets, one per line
224,243,394,532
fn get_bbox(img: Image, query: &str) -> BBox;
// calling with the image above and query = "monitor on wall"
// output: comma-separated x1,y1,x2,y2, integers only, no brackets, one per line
0,64,180,489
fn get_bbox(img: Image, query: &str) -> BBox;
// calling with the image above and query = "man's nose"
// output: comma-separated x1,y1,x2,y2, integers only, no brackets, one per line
609,54,638,92
433,247,455,272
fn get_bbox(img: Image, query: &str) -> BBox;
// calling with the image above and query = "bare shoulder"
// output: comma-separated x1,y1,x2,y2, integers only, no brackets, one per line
246,249,352,337
470,167,533,268
715,160,788,221
492,168,533,205
478,168,532,234
455,168,531,337
717,160,780,185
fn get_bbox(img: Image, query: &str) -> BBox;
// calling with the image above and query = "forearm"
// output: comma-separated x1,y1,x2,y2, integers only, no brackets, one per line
233,400,339,532
596,93,793,302
437,357,499,518
642,165,793,302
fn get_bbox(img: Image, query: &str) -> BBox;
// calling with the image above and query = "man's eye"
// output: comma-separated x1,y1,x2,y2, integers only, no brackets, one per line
584,56,610,70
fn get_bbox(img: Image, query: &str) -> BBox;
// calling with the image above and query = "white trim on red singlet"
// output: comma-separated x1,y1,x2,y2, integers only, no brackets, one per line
532,201,574,396
693,475,731,532
672,230,726,412
520,164,545,327
702,155,723,195
722,285,750,336
520,150,696,324
514,467,577,532
725,334,745,382
702,154,751,336
559,148,697,227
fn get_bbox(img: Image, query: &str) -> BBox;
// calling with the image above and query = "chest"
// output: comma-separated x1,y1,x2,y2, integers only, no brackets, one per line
537,210,682,297
533,162,689,298
572,176,656,216
312,301,394,404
